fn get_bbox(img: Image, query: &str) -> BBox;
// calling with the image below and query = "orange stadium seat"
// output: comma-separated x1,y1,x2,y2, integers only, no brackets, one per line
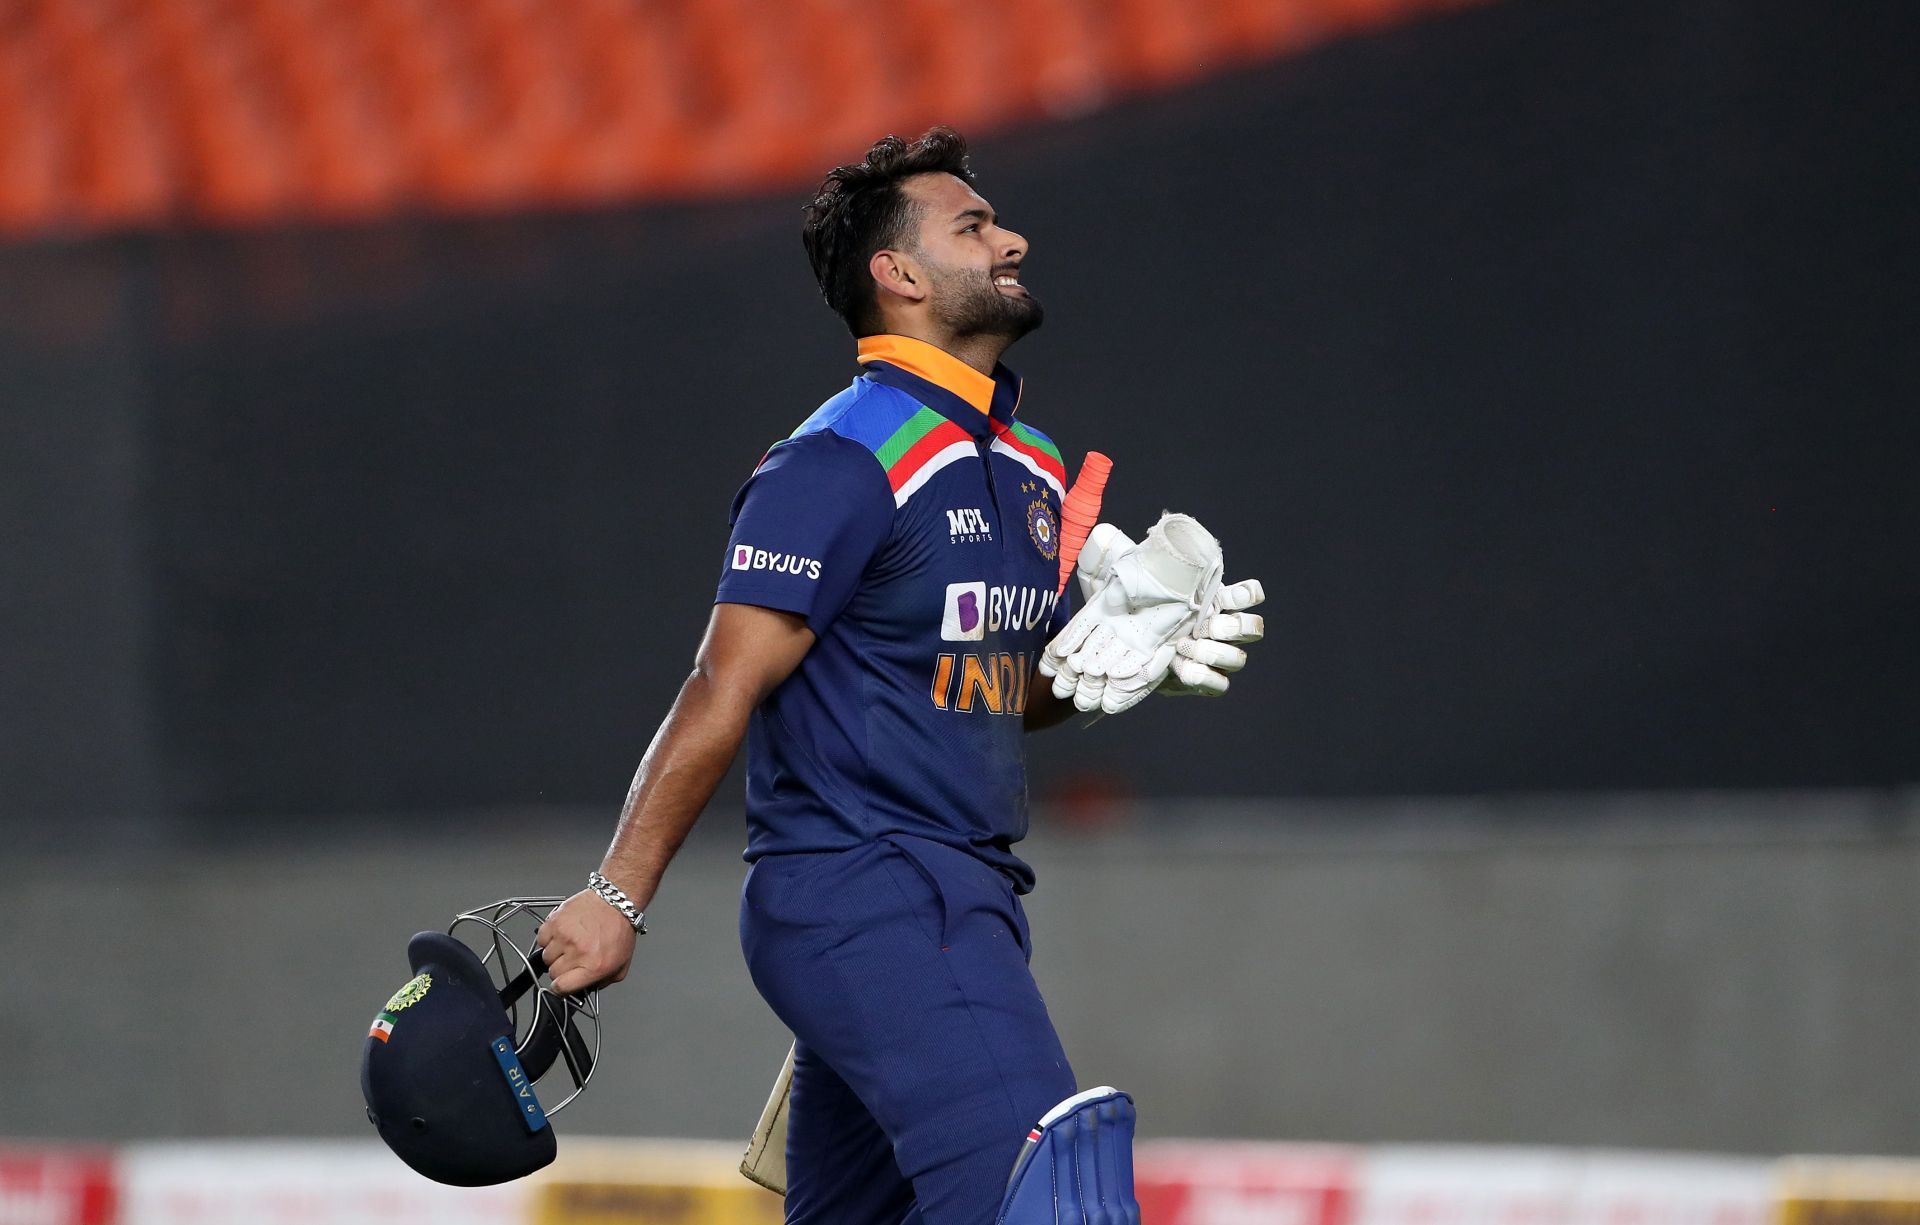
244,0,407,217
545,0,697,201
670,0,817,193
416,0,560,209
1102,0,1223,92
895,0,1021,137
362,0,491,207
0,44,67,231
782,0,896,160
1216,0,1323,59
180,35,305,221
56,8,176,226
1002,0,1108,120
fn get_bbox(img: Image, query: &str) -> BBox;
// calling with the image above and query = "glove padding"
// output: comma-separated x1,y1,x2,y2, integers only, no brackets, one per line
1039,513,1225,714
1158,578,1266,696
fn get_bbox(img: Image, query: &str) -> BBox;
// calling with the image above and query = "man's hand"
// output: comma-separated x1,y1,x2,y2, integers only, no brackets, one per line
537,889,639,996
1040,514,1224,714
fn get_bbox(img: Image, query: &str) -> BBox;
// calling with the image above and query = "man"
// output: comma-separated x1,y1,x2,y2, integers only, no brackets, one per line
535,128,1261,1224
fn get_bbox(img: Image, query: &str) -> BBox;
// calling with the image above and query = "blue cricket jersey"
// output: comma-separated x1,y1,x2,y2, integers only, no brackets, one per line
715,334,1072,892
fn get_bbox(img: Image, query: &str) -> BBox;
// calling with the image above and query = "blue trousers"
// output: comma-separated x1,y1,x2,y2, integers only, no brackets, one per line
740,835,1076,1225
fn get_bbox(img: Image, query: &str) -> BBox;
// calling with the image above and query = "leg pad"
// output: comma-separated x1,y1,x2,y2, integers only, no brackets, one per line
996,1086,1140,1225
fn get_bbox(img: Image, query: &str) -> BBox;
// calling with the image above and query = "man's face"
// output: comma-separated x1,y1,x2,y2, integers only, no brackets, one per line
900,172,1043,343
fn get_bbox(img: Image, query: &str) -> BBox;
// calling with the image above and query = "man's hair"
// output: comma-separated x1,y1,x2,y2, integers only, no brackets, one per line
802,127,974,338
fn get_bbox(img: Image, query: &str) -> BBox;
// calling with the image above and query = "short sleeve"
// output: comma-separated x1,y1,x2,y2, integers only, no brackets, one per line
715,430,895,635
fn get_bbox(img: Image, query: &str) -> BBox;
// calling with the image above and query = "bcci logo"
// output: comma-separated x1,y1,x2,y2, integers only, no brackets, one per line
1026,498,1059,561
941,581,987,641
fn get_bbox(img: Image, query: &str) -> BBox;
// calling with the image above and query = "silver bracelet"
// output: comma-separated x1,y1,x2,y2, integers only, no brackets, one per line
587,871,648,934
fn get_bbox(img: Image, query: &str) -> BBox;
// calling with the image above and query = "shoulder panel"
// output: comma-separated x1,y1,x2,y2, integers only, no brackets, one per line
794,378,976,508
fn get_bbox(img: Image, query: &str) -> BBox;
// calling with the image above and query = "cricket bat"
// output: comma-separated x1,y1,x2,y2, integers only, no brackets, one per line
740,1045,794,1194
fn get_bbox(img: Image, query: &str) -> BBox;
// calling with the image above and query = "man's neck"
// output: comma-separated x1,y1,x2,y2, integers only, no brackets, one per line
879,323,1008,377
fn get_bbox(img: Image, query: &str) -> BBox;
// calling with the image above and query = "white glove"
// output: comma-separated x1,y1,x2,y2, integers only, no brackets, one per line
1068,521,1132,604
1158,578,1266,696
1039,513,1224,715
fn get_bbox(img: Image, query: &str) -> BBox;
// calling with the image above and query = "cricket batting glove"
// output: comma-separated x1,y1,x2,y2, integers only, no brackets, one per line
1158,577,1266,697
1040,513,1226,715
1069,518,1266,698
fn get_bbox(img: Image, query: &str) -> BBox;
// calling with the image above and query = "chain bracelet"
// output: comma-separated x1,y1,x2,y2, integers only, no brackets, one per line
587,871,648,934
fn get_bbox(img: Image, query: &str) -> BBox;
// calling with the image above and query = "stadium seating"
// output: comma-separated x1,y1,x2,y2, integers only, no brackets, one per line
0,0,1479,235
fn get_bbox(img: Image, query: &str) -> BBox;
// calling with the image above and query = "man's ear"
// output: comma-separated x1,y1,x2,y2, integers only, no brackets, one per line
870,249,926,304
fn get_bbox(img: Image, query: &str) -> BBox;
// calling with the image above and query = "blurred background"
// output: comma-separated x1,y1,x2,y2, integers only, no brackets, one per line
3,0,1917,1221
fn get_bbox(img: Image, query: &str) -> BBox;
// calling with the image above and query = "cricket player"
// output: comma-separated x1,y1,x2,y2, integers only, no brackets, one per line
535,127,1263,1224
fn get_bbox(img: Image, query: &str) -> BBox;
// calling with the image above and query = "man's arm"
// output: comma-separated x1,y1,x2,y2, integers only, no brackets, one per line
537,602,814,995
1024,678,1077,731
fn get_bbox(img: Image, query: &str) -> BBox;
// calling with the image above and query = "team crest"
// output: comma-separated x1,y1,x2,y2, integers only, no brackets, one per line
369,972,432,1043
1025,497,1059,561
384,972,433,1013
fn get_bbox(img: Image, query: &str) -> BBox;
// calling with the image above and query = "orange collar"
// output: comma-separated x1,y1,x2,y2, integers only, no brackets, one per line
856,335,995,416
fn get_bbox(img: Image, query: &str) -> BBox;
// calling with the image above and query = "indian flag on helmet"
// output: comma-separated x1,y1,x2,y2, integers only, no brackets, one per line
369,971,431,1043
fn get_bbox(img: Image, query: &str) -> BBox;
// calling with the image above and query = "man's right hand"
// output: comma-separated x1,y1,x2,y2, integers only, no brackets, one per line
537,889,638,996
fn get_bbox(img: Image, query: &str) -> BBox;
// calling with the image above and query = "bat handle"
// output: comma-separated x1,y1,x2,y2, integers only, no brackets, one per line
1056,451,1113,596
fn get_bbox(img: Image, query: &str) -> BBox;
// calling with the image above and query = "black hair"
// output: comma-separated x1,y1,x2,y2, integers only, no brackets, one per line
801,127,974,338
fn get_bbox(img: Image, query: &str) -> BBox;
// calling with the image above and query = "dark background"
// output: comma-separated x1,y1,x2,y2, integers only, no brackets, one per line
5,0,1916,831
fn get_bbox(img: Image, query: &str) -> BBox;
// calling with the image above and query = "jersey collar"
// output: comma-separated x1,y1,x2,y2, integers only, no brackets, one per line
857,334,1023,439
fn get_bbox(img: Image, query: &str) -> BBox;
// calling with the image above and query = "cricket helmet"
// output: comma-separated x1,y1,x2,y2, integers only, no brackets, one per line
360,896,602,1186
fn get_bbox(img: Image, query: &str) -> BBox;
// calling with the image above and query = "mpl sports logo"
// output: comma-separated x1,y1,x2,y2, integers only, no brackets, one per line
732,543,822,581
940,581,1059,641
946,507,993,544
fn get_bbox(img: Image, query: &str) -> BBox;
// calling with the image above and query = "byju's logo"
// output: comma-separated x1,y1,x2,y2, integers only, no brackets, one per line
941,581,1058,641
731,544,822,580
945,507,993,543
941,581,987,641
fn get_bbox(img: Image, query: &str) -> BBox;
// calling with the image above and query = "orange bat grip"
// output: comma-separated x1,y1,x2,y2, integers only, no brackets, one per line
1056,451,1112,595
